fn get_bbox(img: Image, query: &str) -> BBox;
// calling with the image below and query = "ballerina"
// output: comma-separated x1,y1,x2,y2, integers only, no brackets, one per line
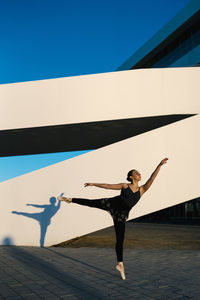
57,158,168,280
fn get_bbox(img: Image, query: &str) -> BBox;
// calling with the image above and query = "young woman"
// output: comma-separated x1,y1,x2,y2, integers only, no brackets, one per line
57,158,168,280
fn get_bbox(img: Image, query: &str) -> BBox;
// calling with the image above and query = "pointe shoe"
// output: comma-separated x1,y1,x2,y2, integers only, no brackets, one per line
57,194,72,203
116,265,126,280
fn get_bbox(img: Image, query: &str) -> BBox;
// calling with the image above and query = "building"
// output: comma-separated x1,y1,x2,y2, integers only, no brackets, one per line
118,0,200,224
118,0,200,70
0,1,199,246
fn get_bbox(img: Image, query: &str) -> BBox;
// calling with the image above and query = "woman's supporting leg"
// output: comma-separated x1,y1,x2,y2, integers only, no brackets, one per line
114,220,125,262
72,198,106,210
114,220,126,280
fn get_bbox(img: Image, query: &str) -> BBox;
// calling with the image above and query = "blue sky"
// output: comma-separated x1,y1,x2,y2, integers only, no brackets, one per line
0,0,191,182
0,0,190,84
0,150,91,183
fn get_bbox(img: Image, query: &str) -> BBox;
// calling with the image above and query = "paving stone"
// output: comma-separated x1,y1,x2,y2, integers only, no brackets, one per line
5,297,26,300
0,288,18,297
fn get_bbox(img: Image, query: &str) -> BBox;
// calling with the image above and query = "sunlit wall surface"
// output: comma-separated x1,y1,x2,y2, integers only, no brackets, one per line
0,67,199,246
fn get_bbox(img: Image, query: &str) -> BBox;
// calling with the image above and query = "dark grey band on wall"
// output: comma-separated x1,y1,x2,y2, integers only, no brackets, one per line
0,114,195,157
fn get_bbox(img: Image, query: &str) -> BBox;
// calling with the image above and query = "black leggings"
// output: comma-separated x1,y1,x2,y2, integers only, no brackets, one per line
72,198,126,262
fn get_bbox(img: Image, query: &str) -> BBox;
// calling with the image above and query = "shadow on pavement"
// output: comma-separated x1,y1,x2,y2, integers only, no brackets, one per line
2,243,114,298
3,241,122,299
46,247,117,278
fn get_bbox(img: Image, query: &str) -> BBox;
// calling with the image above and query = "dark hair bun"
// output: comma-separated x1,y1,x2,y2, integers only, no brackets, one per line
127,176,132,182
127,170,133,183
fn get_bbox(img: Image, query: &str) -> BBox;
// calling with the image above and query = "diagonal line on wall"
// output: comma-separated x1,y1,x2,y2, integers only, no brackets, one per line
0,114,196,157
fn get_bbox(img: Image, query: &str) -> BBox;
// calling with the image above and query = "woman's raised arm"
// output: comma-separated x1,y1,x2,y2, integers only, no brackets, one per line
140,158,168,196
84,183,126,190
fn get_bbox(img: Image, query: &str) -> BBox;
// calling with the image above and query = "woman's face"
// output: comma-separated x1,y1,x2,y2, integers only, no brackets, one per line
131,170,141,181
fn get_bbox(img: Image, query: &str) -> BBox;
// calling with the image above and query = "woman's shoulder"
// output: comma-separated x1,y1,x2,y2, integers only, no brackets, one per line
121,183,129,190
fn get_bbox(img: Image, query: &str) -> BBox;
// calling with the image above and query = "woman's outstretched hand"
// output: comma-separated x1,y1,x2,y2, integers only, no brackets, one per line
159,158,168,166
84,183,94,187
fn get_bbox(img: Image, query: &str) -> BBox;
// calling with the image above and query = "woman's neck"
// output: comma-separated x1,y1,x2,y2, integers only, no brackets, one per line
130,180,139,188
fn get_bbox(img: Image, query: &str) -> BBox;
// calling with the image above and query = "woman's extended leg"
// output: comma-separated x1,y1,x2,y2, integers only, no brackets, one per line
72,198,106,209
57,195,107,210
57,196,109,211
114,220,126,280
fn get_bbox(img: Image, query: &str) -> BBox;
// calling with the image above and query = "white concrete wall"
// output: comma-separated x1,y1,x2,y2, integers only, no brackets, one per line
0,67,199,130
0,67,199,246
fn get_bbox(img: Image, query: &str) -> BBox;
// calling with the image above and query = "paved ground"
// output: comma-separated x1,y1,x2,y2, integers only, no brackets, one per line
0,223,200,299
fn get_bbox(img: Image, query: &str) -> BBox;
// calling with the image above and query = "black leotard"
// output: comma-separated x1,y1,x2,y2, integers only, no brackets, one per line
98,185,141,222
120,185,141,210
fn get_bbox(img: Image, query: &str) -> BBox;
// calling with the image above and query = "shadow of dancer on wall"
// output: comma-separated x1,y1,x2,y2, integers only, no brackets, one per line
12,196,61,247
2,237,14,245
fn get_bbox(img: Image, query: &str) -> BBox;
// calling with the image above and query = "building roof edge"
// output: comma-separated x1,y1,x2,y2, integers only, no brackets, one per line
117,0,200,71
